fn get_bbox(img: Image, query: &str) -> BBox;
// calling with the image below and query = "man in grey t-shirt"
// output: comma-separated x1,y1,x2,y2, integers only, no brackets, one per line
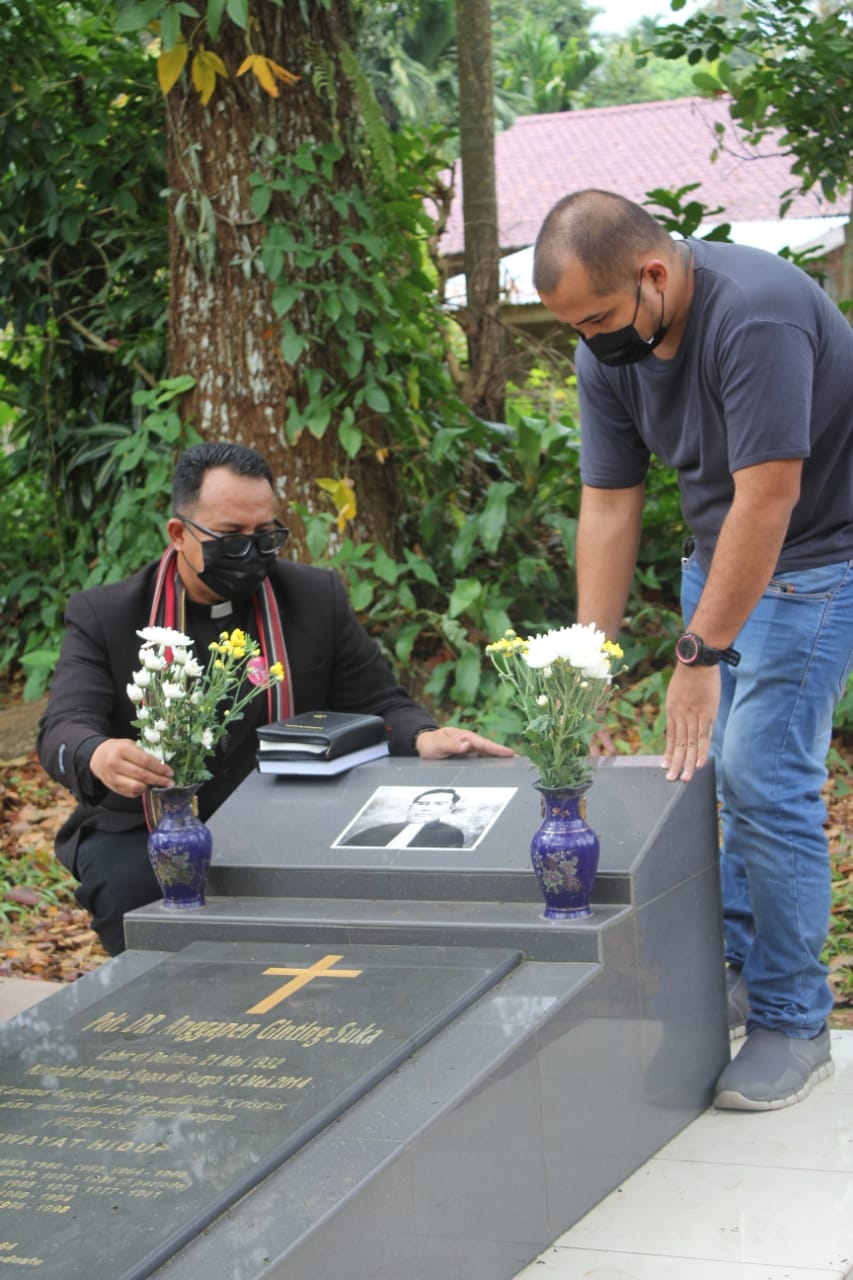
534,189,853,1111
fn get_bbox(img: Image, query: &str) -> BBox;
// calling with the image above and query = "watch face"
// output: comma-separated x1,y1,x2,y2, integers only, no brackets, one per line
677,634,700,663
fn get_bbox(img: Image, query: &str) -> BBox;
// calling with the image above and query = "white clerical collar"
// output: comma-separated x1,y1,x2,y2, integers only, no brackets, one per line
210,600,234,619
387,822,425,849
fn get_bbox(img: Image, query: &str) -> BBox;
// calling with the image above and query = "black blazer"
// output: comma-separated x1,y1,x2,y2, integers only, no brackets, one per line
342,819,465,848
37,559,434,870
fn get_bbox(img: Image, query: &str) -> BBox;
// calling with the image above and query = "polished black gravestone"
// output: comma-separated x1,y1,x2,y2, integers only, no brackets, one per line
120,757,728,1280
0,941,518,1280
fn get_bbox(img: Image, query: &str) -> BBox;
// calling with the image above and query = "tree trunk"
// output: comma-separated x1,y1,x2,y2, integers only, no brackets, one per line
165,4,399,554
455,0,504,421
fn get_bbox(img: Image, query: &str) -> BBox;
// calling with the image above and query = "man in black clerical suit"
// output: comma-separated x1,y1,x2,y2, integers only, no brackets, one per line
37,442,511,954
342,787,466,848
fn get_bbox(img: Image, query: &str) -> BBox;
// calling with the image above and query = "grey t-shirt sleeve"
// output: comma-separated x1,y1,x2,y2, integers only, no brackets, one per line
577,343,651,488
715,318,814,471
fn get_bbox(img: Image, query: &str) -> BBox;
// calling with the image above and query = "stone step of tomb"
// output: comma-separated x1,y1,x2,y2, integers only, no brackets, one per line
207,859,633,906
124,894,633,961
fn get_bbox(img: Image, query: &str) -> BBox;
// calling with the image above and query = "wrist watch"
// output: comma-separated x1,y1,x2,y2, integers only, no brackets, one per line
675,631,741,667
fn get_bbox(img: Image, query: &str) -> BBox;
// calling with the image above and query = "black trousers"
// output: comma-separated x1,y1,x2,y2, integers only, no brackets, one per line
74,828,161,956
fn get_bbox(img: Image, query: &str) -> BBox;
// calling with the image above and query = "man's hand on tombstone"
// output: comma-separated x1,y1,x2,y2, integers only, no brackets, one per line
414,727,515,759
662,664,720,783
90,739,174,798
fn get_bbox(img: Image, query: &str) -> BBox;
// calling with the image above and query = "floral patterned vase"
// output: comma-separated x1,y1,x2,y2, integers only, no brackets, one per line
147,785,212,909
530,783,600,920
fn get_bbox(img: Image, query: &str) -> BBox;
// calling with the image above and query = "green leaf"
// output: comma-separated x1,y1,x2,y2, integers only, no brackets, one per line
448,578,482,619
225,0,249,27
114,0,164,33
398,583,416,612
161,5,181,49
323,292,342,323
272,283,300,316
403,550,439,587
20,648,60,670
304,402,331,438
450,519,479,572
451,647,483,707
250,184,272,219
340,284,360,316
350,580,374,611
60,211,84,246
479,481,514,554
394,622,424,665
207,0,226,38
364,385,390,414
280,325,307,365
339,419,362,458
692,71,723,93
372,548,400,584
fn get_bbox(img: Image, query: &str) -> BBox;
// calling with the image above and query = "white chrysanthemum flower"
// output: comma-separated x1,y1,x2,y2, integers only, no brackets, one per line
201,727,215,750
190,691,202,705
132,667,151,688
146,744,165,762
536,694,548,706
524,632,560,669
161,681,185,700
551,622,608,673
184,657,204,678
126,682,145,704
171,647,190,666
143,727,161,744
136,706,150,721
140,649,167,672
137,626,192,648
153,718,168,732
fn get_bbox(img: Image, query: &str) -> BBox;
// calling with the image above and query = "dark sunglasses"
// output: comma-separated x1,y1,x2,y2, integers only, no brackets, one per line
178,514,289,559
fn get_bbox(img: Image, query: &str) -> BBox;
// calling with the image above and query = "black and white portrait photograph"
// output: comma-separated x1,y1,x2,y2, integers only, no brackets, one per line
334,785,517,850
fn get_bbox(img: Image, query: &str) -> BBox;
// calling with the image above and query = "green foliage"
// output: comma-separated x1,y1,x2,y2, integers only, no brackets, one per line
252,125,468,459
496,19,601,114
1,379,201,699
0,844,76,927
0,0,172,699
647,0,853,207
0,0,168,466
583,18,711,109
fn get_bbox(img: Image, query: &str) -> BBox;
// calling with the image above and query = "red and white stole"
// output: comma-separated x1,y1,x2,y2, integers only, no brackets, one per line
142,546,293,828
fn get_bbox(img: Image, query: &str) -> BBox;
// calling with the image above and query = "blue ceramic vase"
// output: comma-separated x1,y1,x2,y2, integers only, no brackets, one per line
530,783,600,919
147,785,212,909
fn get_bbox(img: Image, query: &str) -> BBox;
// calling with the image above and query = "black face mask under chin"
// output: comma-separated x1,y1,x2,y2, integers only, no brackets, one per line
583,277,669,367
195,543,272,601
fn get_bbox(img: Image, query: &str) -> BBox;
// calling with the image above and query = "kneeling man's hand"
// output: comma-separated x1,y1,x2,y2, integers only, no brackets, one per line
415,727,515,759
90,739,174,798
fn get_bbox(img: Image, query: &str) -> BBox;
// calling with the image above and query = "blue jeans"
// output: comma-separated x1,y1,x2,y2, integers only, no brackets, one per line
681,557,853,1038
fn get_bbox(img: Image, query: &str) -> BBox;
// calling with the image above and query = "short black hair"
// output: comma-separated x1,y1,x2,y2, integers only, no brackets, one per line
413,787,461,806
172,442,274,513
533,189,672,296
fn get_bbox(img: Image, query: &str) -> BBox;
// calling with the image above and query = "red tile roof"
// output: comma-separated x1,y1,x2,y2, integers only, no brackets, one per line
438,96,846,256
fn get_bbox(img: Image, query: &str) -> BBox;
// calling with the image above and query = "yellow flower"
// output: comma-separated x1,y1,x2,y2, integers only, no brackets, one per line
603,641,624,658
270,662,285,681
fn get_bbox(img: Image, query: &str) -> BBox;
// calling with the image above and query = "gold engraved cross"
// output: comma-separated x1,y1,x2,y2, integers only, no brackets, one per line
246,954,363,1014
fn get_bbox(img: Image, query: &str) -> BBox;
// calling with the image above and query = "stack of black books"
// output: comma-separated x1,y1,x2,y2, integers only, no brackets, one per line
256,711,390,776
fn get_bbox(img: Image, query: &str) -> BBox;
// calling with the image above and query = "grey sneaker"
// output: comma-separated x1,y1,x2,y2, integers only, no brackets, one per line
714,1026,834,1111
726,965,749,1040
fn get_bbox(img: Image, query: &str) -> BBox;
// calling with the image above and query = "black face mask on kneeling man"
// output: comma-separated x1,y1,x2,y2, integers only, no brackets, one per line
582,275,669,368
197,543,273,601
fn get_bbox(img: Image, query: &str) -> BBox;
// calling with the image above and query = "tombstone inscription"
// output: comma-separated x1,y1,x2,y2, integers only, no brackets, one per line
0,941,520,1280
